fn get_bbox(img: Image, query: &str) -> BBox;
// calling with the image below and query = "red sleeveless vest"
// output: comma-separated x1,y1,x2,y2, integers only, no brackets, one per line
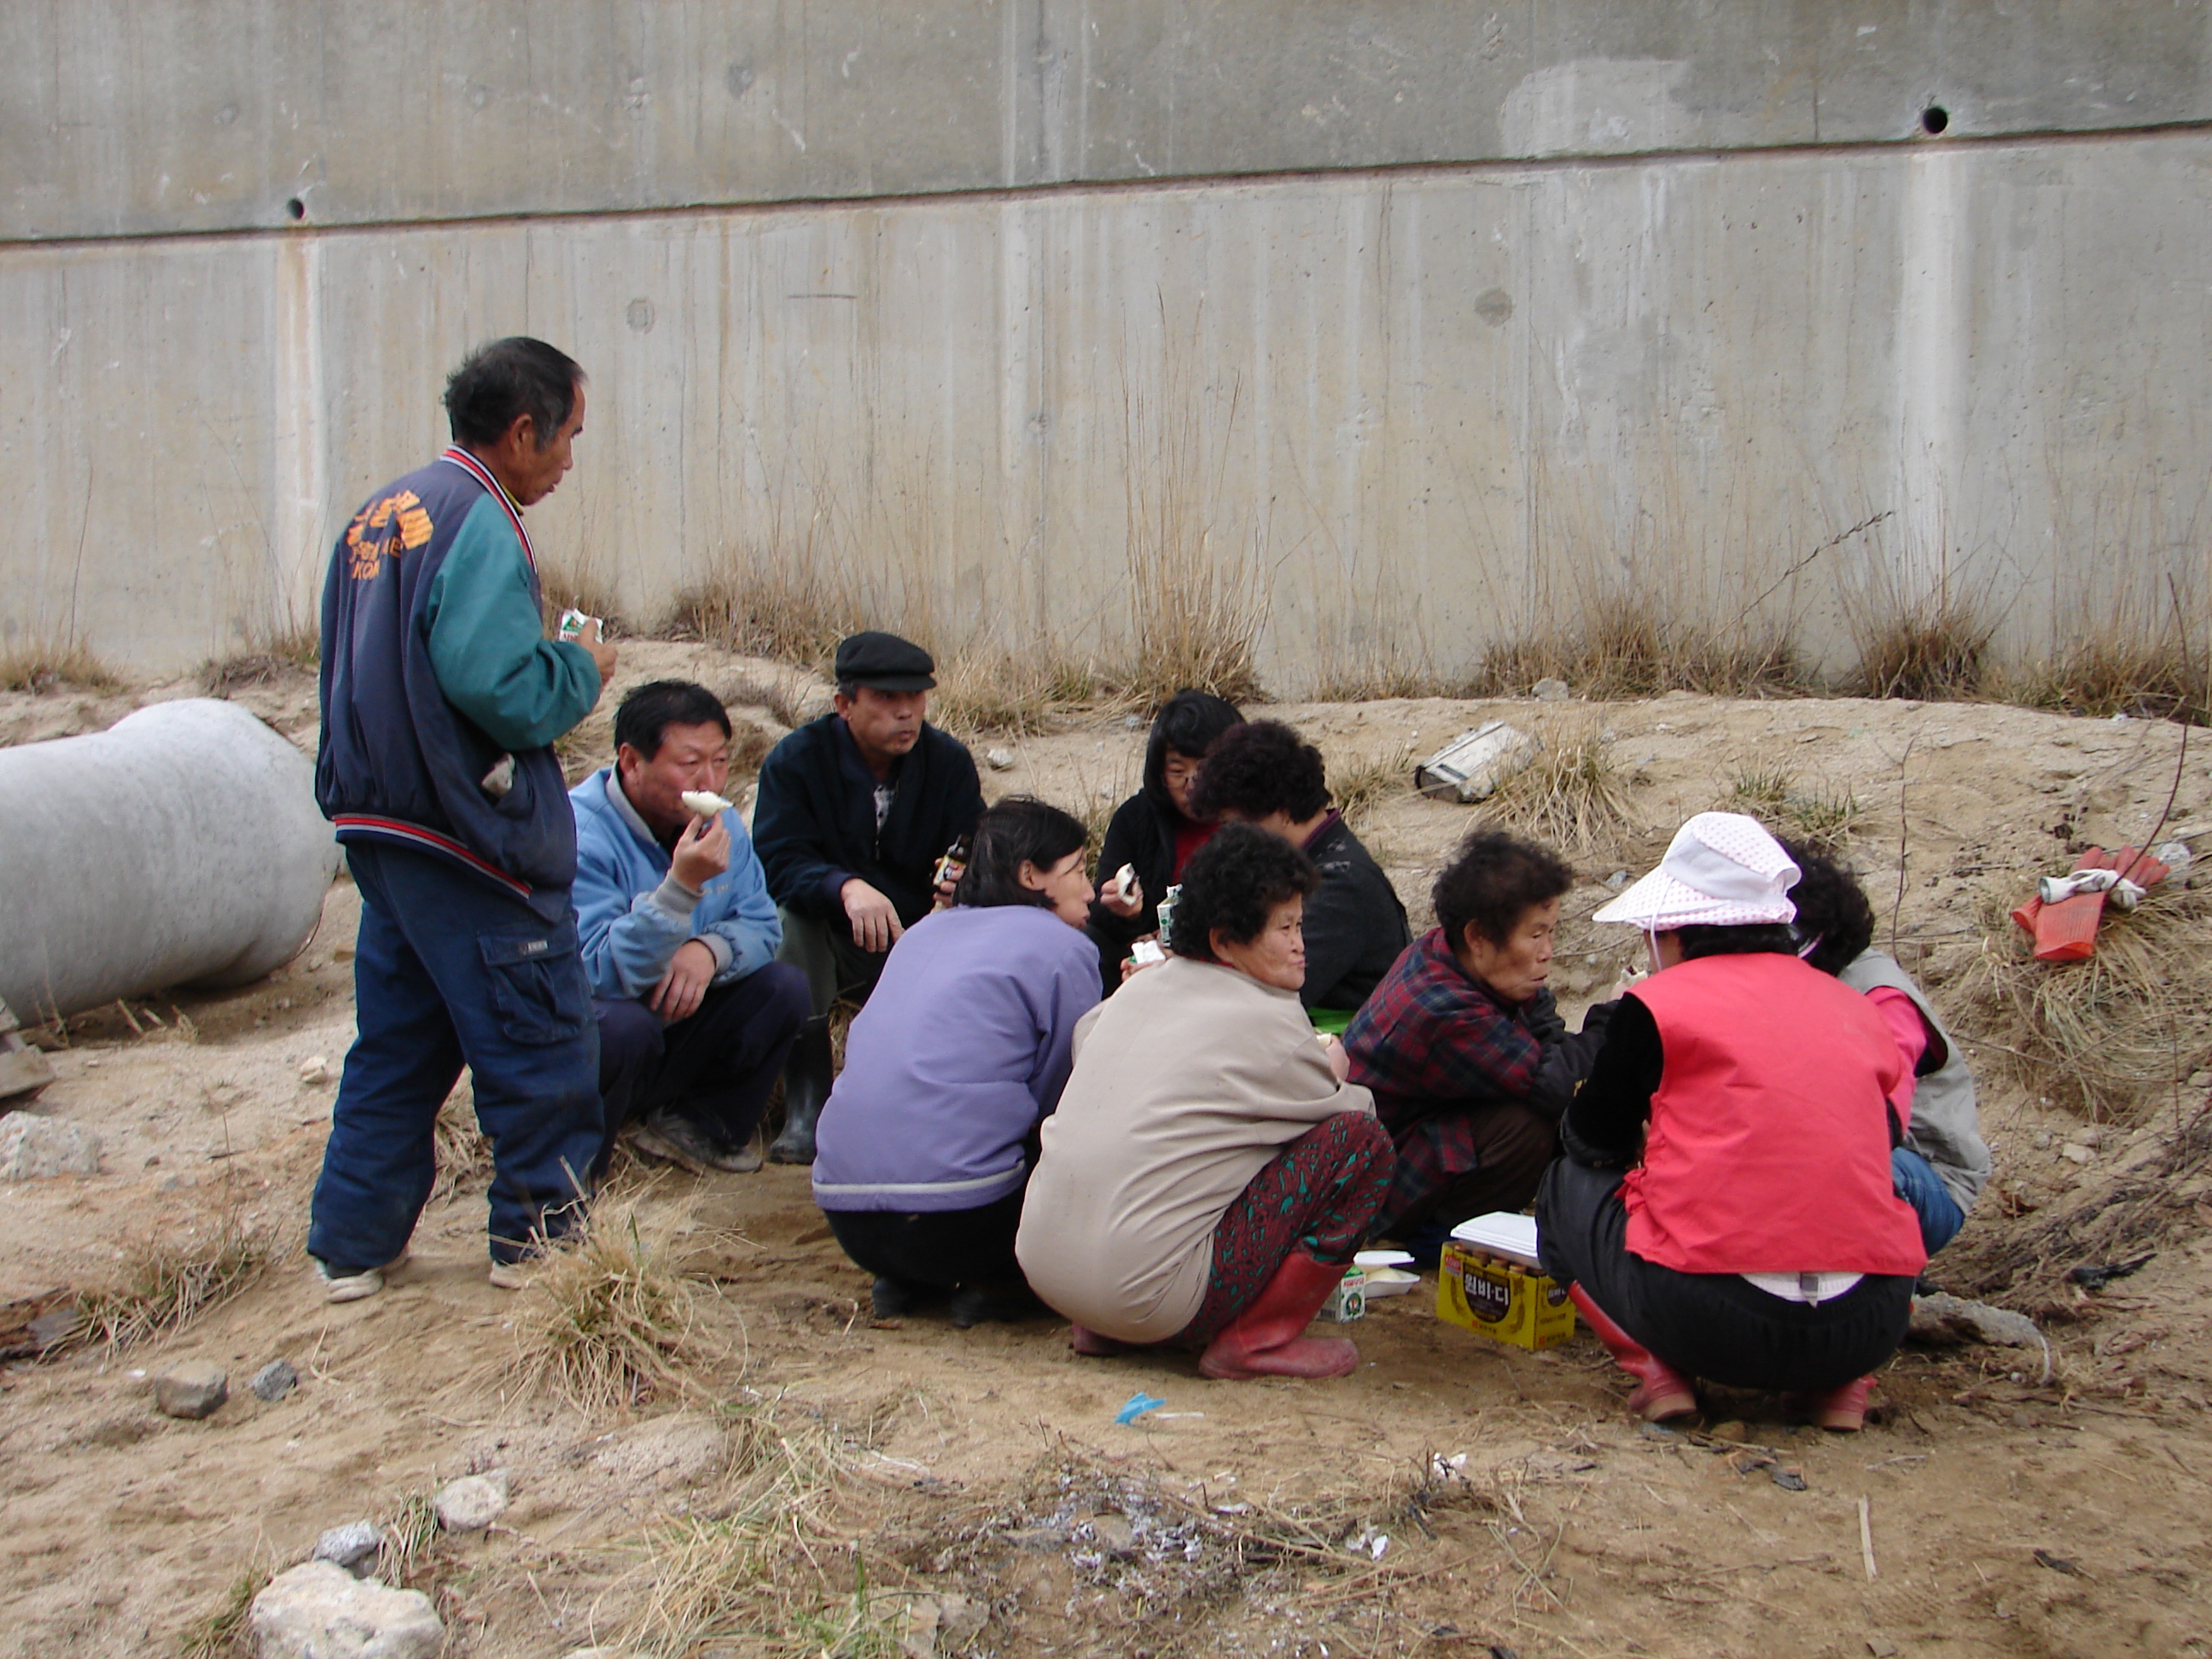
1621,954,1926,1278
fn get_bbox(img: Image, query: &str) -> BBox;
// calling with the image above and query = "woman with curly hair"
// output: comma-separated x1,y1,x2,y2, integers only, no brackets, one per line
1016,824,1395,1379
1779,839,1991,1256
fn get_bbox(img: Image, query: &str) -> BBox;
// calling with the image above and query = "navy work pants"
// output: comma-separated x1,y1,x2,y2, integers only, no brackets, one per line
593,963,809,1173
308,843,603,1272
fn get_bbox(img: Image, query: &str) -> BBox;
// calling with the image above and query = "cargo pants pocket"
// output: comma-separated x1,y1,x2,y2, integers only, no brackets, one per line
480,922,591,1045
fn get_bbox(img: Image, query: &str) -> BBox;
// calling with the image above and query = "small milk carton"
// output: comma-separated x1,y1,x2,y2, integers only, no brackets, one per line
1319,1265,1367,1324
1434,1213,1575,1350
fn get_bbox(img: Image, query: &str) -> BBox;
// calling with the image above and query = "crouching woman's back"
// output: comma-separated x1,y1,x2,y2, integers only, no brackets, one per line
1018,824,1394,1379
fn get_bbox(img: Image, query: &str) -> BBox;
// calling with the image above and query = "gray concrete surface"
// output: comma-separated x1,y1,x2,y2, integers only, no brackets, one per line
6,3,2208,240
3,4,2209,685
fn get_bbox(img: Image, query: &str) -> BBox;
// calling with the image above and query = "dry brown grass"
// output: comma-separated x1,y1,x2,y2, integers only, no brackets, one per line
1476,723,1639,859
672,558,870,673
1848,600,1997,701
428,1096,494,1206
617,1400,894,1657
1,638,122,695
201,626,319,696
504,1190,718,1417
178,1560,271,1659
930,650,1126,739
719,670,824,733
1725,764,1864,855
1328,744,1416,833
67,1209,276,1350
1956,882,2212,1123
2006,632,2209,725
1470,601,1803,701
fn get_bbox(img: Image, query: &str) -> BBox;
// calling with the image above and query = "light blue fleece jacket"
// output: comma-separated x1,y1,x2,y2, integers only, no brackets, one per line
811,905,1103,1214
569,767,782,1000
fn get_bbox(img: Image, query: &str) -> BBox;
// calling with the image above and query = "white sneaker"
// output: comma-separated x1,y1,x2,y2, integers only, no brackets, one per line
486,1260,533,1292
317,1252,406,1305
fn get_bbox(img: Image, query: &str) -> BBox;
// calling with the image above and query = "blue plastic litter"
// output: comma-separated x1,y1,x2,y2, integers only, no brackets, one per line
1115,1390,1167,1425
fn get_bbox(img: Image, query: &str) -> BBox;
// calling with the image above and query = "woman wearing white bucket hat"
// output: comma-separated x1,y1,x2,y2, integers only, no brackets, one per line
1533,813,1927,1433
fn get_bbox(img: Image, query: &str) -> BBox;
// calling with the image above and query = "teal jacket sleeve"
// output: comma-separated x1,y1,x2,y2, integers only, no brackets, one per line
424,496,601,751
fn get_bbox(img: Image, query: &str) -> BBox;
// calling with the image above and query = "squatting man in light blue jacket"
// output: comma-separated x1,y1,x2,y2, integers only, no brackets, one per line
569,680,810,1173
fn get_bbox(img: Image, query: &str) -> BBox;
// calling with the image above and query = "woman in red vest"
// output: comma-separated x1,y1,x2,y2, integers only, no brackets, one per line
1534,813,1926,1433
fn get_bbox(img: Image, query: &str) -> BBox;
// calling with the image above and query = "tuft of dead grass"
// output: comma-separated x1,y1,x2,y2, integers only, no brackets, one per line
672,559,870,673
375,1487,444,1590
1470,602,1803,701
929,651,1128,739
1848,601,1996,701
619,1400,891,1656
1725,765,1864,854
504,1191,717,1417
1,638,122,695
2006,632,2209,725
68,1211,276,1351
428,1096,494,1206
1328,744,1416,834
1476,724,1638,859
178,1561,270,1659
200,627,318,696
1955,882,2212,1123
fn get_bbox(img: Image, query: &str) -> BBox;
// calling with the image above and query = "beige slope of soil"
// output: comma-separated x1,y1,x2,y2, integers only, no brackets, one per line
3,648,2209,1658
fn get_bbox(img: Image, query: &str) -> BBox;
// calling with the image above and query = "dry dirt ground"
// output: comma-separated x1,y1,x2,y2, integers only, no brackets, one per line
4,643,2211,1659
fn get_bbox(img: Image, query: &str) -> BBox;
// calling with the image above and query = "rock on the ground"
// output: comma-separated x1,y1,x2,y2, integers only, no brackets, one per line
298,1055,331,1085
984,747,1016,771
937,1593,987,1644
312,1520,384,1574
1532,677,1572,701
0,1112,100,1180
249,1560,442,1659
433,1471,509,1532
251,1358,299,1402
1908,1293,2043,1349
592,1413,729,1489
153,1360,228,1420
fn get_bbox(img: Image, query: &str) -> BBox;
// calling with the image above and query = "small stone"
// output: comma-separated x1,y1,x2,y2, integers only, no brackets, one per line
1603,870,1629,891
1769,1465,1807,1492
1088,1512,1138,1556
153,1360,228,1419
1867,1638,1900,1656
2190,1071,2211,1090
434,1471,509,1532
0,1112,102,1180
1530,677,1570,701
1708,1419,1749,1443
298,1055,331,1085
312,1520,383,1573
984,748,1016,771
250,1561,442,1659
250,1358,299,1402
1907,1293,2042,1350
2060,1144,2094,1166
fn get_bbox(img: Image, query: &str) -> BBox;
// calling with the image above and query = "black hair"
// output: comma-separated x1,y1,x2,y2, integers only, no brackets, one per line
953,797,1089,911
1674,923,1802,961
614,681,732,760
1434,830,1575,952
1778,837,1877,976
444,337,585,451
1170,822,1319,962
1188,719,1330,824
1144,690,1245,812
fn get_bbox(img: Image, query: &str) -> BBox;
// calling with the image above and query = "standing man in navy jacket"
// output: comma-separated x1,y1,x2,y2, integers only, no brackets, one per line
310,337,614,1301
751,632,985,1163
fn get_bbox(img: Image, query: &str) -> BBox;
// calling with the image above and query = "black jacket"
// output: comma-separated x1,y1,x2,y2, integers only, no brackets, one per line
1301,813,1412,1012
1088,790,1181,992
752,716,985,928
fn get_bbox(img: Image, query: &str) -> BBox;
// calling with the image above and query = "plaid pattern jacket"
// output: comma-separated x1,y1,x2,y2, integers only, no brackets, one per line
1344,928,1610,1231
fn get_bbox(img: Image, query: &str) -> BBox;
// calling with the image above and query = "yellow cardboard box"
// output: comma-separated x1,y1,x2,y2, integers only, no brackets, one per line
1435,1243,1576,1349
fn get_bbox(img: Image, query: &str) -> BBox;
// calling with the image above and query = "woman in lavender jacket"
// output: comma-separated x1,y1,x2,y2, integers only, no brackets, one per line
811,797,1129,1327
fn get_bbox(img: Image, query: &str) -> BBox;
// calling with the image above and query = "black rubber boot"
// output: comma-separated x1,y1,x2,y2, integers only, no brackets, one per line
768,1016,833,1164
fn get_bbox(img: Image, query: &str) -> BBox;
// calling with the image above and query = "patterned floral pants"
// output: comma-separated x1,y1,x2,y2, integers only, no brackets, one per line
1179,1111,1395,1344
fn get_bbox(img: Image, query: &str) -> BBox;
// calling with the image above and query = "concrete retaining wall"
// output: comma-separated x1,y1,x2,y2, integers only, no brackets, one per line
5,3,2210,687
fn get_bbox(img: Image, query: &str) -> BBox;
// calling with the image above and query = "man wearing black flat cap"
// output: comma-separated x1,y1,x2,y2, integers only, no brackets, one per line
752,631,987,1162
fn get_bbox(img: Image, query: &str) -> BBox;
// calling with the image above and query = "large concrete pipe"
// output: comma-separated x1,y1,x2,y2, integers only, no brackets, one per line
0,698,338,1020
